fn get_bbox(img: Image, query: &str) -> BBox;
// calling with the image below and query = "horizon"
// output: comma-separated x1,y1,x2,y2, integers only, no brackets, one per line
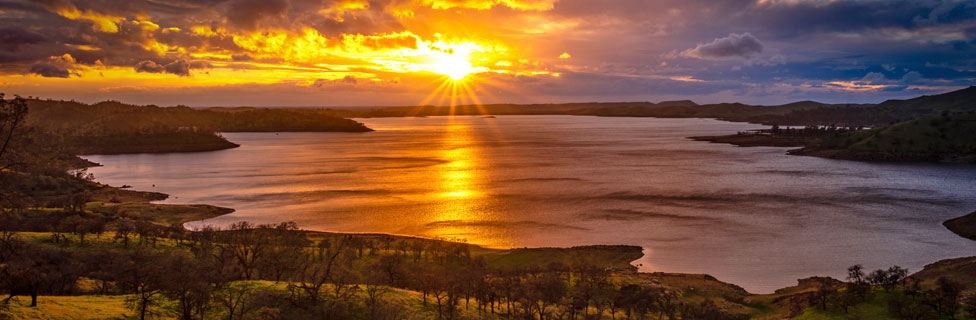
2,0,975,106
20,85,974,109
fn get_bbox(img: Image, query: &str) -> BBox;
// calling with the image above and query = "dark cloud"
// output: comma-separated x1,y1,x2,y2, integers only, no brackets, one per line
683,33,763,59
164,59,190,76
135,59,190,76
135,60,165,73
0,27,45,51
189,61,212,69
226,0,288,30
29,63,70,78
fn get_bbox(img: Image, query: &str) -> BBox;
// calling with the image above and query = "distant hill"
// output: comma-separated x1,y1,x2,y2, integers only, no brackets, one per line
24,99,372,154
26,100,372,135
759,86,976,127
325,86,975,128
656,100,698,107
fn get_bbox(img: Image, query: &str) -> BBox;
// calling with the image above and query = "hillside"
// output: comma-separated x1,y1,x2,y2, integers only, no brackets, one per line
23,99,372,154
26,100,373,134
760,86,976,127
317,86,973,128
794,113,976,162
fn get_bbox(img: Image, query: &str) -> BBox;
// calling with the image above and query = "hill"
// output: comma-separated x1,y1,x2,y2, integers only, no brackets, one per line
793,113,976,162
758,86,976,127
321,86,974,128
23,99,372,154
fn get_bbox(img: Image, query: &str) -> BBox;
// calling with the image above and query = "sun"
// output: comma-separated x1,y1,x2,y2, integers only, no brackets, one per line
430,48,475,81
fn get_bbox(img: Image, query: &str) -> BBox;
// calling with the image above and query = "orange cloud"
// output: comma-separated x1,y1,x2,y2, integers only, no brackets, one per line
411,0,557,10
56,7,126,33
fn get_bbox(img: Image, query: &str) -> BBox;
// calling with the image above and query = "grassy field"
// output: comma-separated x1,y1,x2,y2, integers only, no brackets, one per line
0,295,132,320
793,290,894,320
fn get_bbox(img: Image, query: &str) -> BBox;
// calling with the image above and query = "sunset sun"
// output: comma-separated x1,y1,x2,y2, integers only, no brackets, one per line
430,48,475,81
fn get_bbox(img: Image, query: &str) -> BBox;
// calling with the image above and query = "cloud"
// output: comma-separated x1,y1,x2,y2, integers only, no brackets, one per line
0,28,45,51
226,0,288,30
134,60,191,76
682,33,764,59
29,63,70,78
861,72,886,84
164,59,190,76
134,60,165,73
231,53,252,61
900,71,923,83
1,0,974,105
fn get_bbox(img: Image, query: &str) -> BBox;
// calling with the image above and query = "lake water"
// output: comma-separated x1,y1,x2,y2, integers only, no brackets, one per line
84,115,976,293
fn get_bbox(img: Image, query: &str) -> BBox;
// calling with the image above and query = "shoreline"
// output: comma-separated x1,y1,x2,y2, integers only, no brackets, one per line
75,116,974,296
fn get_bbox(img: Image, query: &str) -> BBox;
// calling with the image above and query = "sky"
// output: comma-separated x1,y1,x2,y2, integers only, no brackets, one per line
1,0,975,106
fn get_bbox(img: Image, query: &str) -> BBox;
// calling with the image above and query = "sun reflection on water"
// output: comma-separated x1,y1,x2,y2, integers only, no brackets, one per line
426,119,496,244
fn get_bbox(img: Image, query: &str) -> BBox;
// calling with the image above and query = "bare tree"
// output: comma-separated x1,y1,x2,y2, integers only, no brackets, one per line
0,94,28,168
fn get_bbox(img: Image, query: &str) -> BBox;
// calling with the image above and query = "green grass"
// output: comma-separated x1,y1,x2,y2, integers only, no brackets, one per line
0,295,133,320
11,232,187,251
794,290,894,320
0,281,495,320
843,114,976,155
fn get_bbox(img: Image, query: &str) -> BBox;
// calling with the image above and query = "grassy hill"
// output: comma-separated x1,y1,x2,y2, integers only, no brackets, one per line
759,86,976,127
793,113,976,162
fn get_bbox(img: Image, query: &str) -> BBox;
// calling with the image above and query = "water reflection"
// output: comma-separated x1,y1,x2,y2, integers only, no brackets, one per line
83,116,976,293
429,119,490,243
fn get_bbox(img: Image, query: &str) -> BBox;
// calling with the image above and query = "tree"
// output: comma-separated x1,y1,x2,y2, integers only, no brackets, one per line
215,281,259,320
0,240,80,307
375,254,406,287
258,223,308,282
363,267,392,320
927,277,962,319
812,277,836,310
527,273,567,320
0,94,28,168
289,236,349,304
832,290,859,314
217,222,271,280
114,249,166,320
115,219,135,248
656,289,681,320
846,264,870,300
159,253,216,320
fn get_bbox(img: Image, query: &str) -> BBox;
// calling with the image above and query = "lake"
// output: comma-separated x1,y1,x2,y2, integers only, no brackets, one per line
83,115,976,293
